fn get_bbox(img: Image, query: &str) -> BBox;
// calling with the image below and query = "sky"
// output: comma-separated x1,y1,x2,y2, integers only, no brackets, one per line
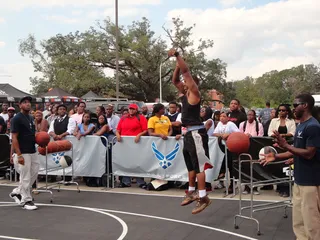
0,0,320,93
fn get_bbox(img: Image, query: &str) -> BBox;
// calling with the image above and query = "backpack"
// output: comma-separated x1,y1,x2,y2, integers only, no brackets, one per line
243,120,259,136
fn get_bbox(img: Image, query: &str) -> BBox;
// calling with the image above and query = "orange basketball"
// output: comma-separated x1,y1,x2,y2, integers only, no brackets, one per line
35,131,50,147
47,141,59,153
56,140,72,152
226,132,250,154
38,146,46,156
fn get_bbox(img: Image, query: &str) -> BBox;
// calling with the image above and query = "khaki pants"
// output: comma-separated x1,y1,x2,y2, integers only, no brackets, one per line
293,184,320,240
12,153,40,204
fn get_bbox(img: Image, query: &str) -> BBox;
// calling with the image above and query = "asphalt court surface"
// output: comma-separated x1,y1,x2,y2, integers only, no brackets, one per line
0,186,294,240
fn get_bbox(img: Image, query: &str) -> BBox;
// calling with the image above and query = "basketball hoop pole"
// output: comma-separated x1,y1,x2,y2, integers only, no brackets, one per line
115,0,119,100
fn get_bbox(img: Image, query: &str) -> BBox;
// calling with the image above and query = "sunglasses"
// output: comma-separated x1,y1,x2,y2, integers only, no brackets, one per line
279,109,287,112
293,102,305,108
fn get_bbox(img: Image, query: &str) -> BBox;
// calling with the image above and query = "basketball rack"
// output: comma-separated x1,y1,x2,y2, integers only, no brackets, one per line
233,153,293,235
33,141,80,203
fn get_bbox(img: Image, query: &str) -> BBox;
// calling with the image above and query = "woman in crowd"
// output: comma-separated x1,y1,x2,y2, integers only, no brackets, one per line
213,112,240,193
239,109,264,195
74,112,95,140
212,110,221,129
146,103,172,190
34,110,49,133
268,104,296,197
200,106,215,136
46,104,58,126
121,108,129,117
94,114,109,140
148,103,172,139
96,106,106,116
268,104,296,139
239,110,264,137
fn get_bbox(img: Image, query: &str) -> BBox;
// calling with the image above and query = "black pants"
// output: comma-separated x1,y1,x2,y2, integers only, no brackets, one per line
182,128,209,174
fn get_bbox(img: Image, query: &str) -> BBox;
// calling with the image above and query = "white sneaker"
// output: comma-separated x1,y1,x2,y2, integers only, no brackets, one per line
9,193,22,205
253,190,260,195
23,201,38,210
214,182,225,189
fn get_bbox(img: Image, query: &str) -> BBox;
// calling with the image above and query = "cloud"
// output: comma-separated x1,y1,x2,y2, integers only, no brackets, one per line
103,7,149,19
167,0,320,80
71,10,83,16
304,39,320,50
85,7,149,20
0,0,161,10
44,15,79,24
218,0,248,7
0,41,5,48
0,62,41,93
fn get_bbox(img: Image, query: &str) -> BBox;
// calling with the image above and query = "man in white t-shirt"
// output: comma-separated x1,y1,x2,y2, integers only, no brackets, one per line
0,102,9,122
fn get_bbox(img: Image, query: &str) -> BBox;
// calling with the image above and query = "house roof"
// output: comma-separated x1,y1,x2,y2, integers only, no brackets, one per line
41,87,76,97
81,90,100,99
0,83,32,98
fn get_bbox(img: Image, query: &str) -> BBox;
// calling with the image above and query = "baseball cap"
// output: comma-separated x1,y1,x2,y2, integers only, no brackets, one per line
128,104,138,110
8,107,15,111
19,96,32,104
57,104,67,110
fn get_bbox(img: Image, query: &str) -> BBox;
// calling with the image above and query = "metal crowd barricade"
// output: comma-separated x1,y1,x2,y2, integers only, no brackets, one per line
234,153,293,236
107,136,118,189
0,134,17,183
97,135,109,189
35,139,79,202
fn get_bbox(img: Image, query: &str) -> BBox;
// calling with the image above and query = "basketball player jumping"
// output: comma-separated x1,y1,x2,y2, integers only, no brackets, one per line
168,49,211,214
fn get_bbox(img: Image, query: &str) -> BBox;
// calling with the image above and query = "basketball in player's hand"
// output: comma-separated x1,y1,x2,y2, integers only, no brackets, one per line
35,131,50,147
226,132,250,154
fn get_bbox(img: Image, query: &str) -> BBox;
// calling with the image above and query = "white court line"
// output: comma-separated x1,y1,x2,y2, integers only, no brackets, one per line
0,183,280,202
1,201,256,240
0,236,38,240
0,202,128,240
95,208,258,240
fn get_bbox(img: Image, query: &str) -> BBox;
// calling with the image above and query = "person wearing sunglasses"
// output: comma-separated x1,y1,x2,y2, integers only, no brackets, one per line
268,104,296,197
260,94,320,240
268,104,296,139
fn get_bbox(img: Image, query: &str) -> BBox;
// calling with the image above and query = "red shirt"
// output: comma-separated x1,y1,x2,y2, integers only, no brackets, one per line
117,114,148,136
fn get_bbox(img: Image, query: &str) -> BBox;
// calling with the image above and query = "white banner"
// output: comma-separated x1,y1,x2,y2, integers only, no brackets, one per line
112,136,225,182
38,136,107,177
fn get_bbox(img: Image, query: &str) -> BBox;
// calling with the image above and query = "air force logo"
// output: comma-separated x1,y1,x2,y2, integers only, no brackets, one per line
151,142,180,169
51,152,65,167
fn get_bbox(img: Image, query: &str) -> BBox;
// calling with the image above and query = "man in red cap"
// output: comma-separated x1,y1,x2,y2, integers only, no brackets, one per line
168,49,212,214
116,103,148,188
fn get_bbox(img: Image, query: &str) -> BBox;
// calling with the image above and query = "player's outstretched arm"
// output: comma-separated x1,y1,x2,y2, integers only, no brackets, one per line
168,49,200,104
172,63,185,94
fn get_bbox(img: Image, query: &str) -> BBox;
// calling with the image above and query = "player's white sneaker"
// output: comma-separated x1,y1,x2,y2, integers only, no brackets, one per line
23,201,38,210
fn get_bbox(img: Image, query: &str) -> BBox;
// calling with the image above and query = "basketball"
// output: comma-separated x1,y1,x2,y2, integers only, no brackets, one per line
38,146,46,155
35,131,50,147
226,132,250,154
47,141,59,153
56,140,72,152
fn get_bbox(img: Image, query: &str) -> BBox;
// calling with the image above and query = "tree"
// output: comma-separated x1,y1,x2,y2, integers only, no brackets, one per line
233,64,320,108
19,33,112,97
19,17,228,102
163,18,228,103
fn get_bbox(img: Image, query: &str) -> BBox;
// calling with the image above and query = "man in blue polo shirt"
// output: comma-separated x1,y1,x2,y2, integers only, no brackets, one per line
260,93,320,240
